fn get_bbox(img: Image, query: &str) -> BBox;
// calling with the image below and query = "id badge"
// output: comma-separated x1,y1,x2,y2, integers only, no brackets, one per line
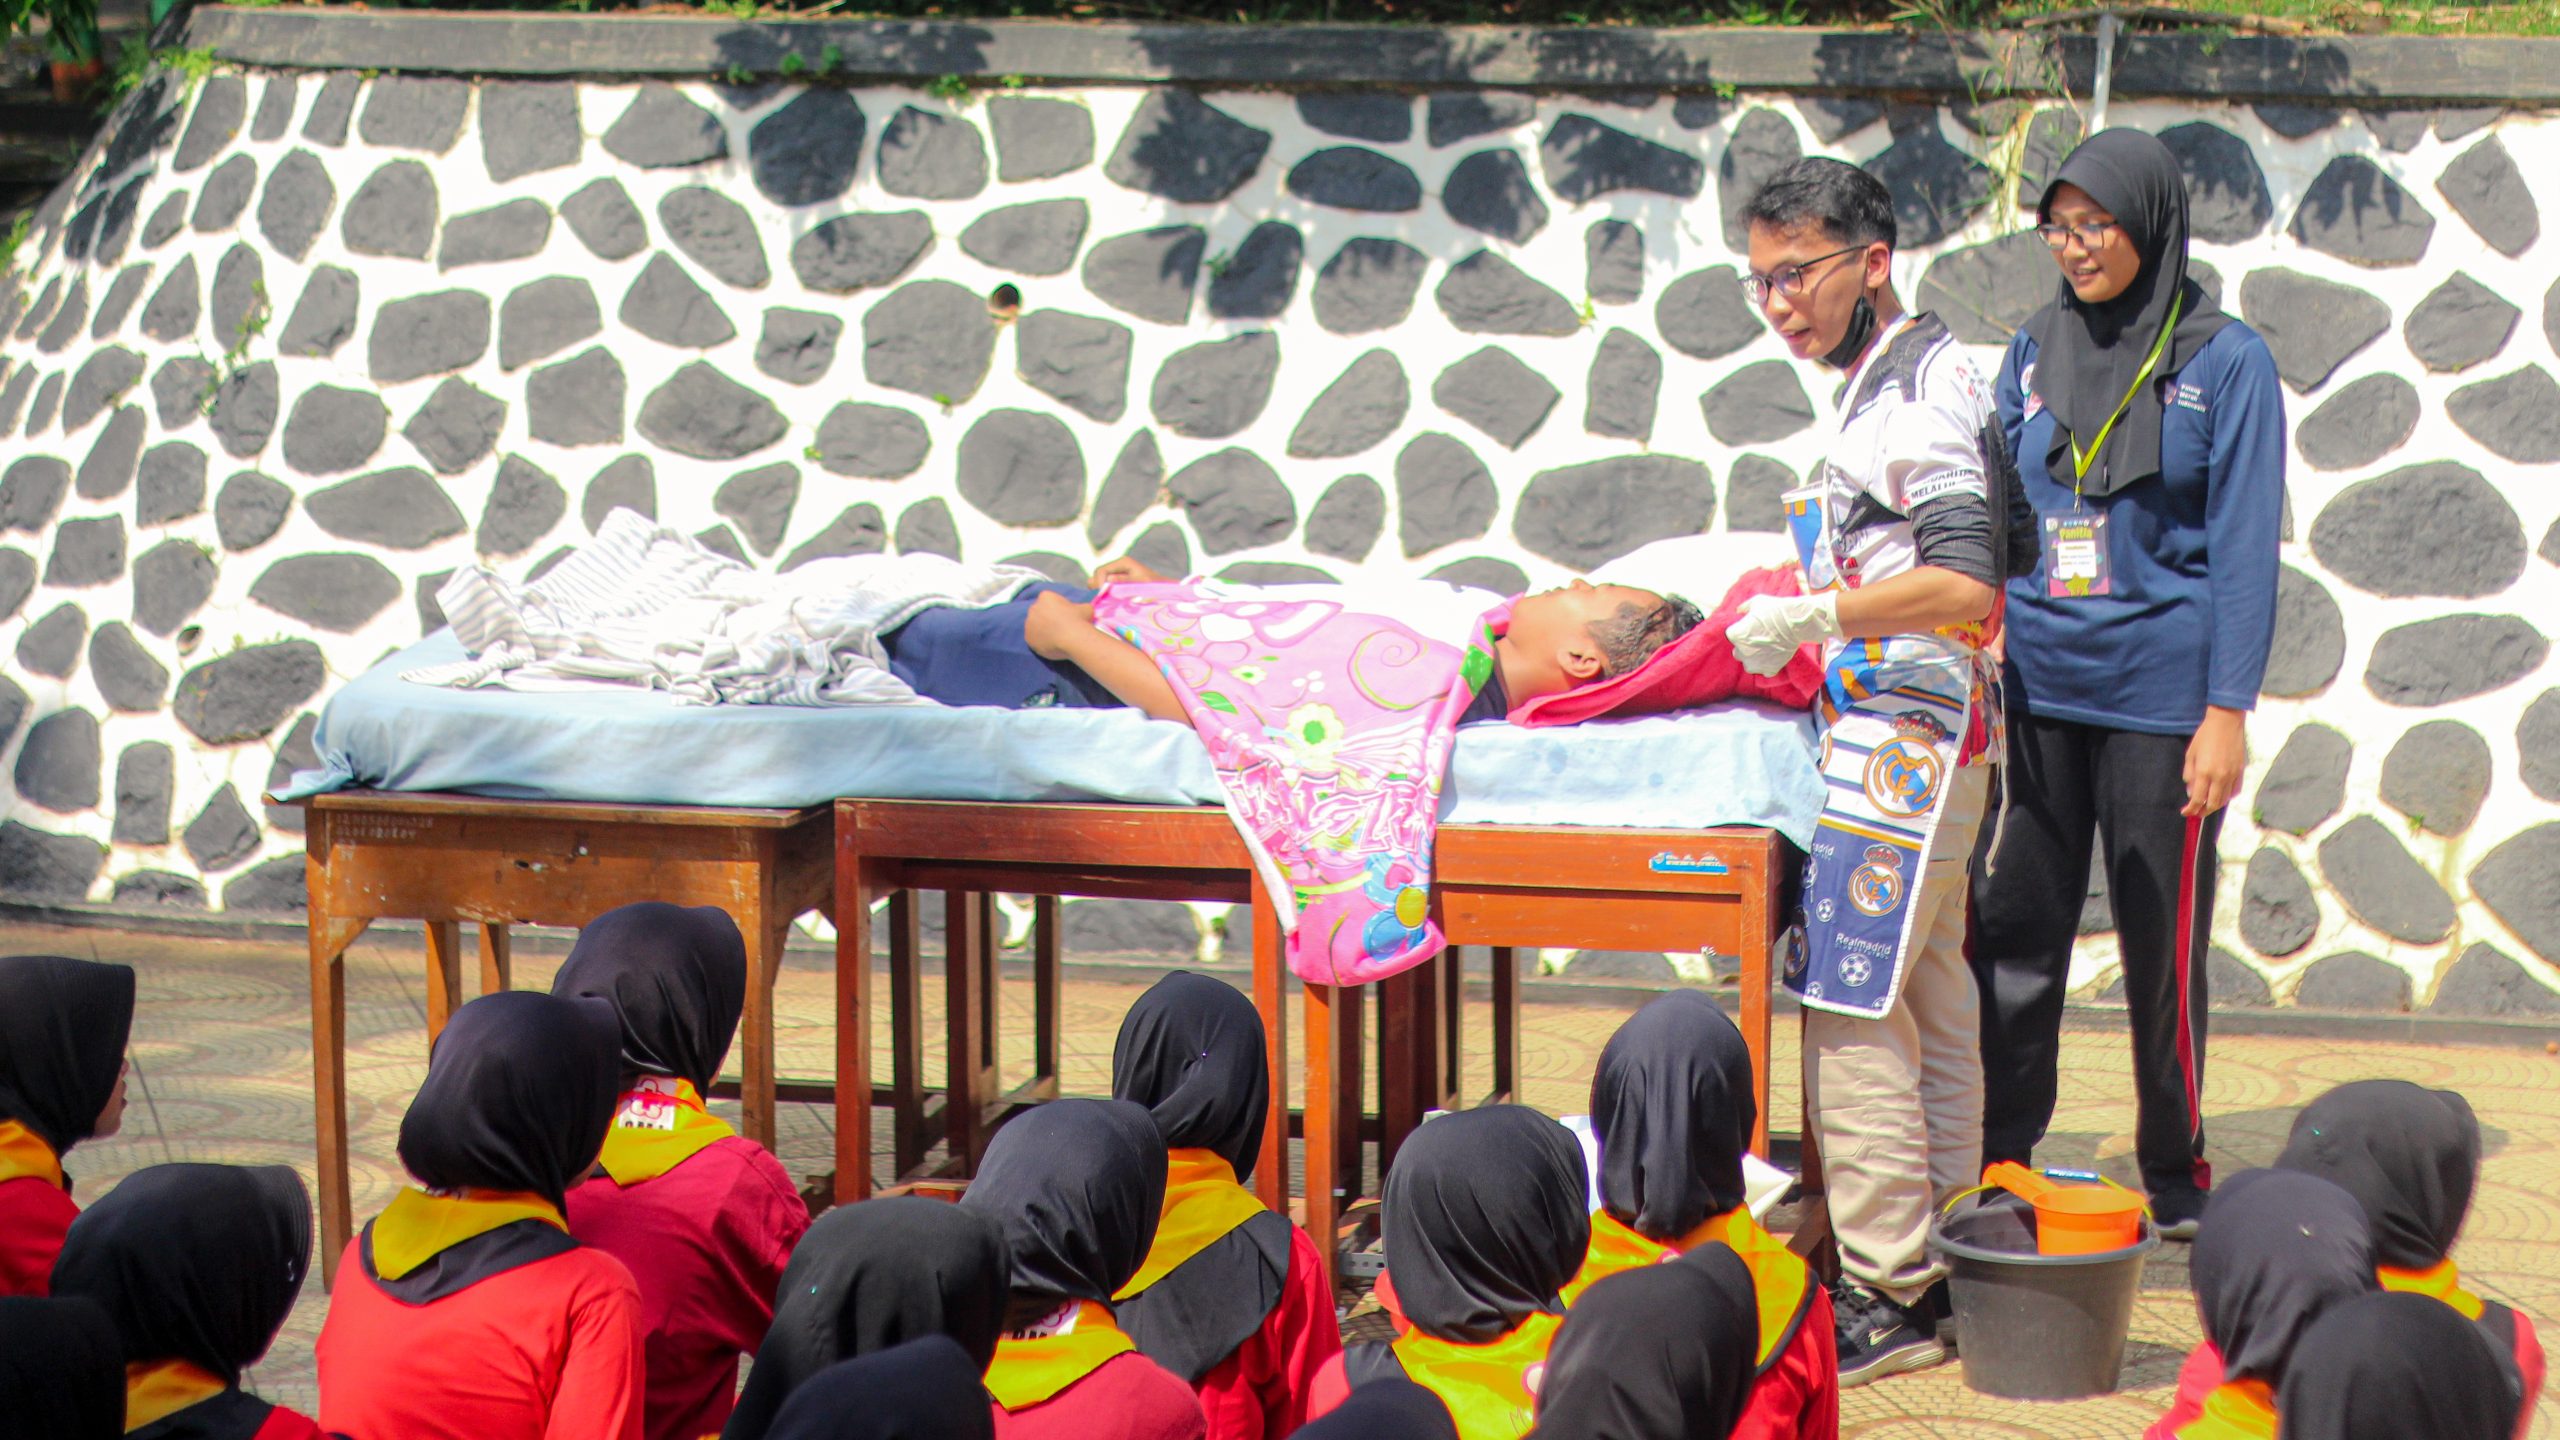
2044,512,2111,598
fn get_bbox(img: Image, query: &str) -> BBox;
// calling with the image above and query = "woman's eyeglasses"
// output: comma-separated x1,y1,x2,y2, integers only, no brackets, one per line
2036,219,2121,251
1737,245,1864,306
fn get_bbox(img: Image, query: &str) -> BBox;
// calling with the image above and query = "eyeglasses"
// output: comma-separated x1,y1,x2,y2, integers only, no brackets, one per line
2036,219,2121,251
1738,245,1865,306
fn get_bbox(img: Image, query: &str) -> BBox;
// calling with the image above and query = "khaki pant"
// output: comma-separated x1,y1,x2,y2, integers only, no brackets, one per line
1806,761,1991,1304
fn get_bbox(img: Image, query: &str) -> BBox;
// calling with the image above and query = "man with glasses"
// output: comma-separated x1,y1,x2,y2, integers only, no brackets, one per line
1723,158,2039,1386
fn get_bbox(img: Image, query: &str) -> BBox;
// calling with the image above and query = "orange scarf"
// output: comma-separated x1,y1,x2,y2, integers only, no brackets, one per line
2378,1258,2485,1321
124,1359,228,1432
1389,1310,1565,1440
1562,1207,1812,1371
986,1300,1138,1411
0,1120,64,1190
1115,1148,1270,1300
594,1077,734,1187
368,1187,566,1281
2178,1380,2278,1440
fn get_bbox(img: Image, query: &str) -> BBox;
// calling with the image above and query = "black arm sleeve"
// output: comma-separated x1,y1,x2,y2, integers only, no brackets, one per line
1911,491,2000,589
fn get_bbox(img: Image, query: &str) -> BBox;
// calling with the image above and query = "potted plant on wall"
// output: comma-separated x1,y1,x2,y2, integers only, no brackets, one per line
5,0,103,101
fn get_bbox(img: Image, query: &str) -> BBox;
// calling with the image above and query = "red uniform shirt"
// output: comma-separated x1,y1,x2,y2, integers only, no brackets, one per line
1188,1224,1342,1440
0,1173,76,1297
991,1350,1207,1440
566,1134,807,1440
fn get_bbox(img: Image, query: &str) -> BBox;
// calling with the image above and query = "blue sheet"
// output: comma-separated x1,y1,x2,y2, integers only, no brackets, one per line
288,633,1826,846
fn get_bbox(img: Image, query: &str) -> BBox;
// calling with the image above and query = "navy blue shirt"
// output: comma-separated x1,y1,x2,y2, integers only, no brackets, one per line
1996,320,2286,735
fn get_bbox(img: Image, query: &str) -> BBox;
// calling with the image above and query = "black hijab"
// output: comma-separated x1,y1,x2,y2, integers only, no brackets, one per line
1590,992,1754,1239
552,902,748,1096
724,1197,1010,1440
2275,1079,2479,1271
2276,1291,2521,1440
1111,971,1269,1183
397,990,622,1210
49,1163,310,1386
1382,1105,1591,1345
763,1336,996,1440
1532,1243,1758,1440
1296,1377,1460,1440
2022,127,2234,498
958,1098,1166,1305
0,1295,126,1440
2190,1169,2377,1386
0,955,135,1158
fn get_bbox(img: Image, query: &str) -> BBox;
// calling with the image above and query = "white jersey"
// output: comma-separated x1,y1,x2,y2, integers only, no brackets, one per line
1802,312,2001,596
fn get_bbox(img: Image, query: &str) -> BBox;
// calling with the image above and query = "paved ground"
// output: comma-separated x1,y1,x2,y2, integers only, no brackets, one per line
13,914,2555,1436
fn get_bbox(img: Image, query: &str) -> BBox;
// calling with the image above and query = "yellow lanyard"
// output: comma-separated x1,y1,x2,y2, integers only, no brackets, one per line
2066,292,2184,499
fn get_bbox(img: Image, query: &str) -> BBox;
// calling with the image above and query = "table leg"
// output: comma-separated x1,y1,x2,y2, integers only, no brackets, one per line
1302,980,1344,1281
477,923,513,995
1333,981,1365,1204
1439,946,1463,1109
890,891,926,1178
835,851,875,1206
739,914,786,1152
1379,963,1429,1175
975,892,1001,1098
424,920,464,1040
946,889,992,1172
1741,863,1775,1161
1487,946,1520,1105
1249,878,1288,1217
1032,895,1061,1091
310,906,367,1290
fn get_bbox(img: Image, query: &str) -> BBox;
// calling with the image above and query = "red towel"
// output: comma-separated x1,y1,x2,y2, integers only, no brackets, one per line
1510,565,1823,728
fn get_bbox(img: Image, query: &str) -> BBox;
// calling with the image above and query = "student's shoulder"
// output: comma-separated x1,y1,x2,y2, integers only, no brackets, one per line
2194,319,2276,380
554,1240,647,1303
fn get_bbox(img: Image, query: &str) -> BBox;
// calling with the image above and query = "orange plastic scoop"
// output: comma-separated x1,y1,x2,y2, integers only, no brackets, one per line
1982,1162,2148,1255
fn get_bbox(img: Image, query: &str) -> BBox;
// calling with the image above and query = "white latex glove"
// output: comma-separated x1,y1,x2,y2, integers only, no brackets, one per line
1724,591,1840,676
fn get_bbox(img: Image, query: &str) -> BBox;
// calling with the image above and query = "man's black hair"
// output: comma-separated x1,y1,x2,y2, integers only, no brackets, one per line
1743,157,1898,251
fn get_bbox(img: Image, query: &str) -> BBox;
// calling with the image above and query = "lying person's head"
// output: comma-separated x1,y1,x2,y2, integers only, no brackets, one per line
1499,581,1704,707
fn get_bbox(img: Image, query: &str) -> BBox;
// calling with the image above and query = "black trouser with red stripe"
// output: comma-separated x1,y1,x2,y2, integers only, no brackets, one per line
1968,710,2220,1196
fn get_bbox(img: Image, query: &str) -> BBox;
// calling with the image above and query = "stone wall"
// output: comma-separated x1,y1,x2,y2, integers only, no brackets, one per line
0,41,2554,1015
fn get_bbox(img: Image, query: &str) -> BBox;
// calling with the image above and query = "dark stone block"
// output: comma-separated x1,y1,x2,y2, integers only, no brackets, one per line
1206,221,1301,321
1426,556,1528,594
402,378,505,476
1000,551,1087,585
256,149,335,262
1127,522,1190,579
956,409,1084,526
174,74,246,172
864,280,995,402
2365,105,2432,148
359,75,466,153
1655,266,1758,360
1168,448,1294,556
1151,330,1278,440
215,471,290,552
208,362,278,460
1863,128,1992,249
2296,374,2419,471
2523,689,2560,803
712,463,798,557
583,455,655,532
2548,279,2560,359
1437,250,1578,336
1305,474,1384,562
0,822,103,902
144,191,188,248
2239,846,2316,957
1583,220,1643,307
1427,93,1535,149
305,468,465,550
437,197,550,270
254,716,318,826
1104,90,1269,204
151,357,215,432
562,177,648,262
65,347,145,435
1298,94,1411,144
2289,155,2434,267
2155,122,2272,245
78,406,145,500
1311,236,1425,336
278,265,359,357
1726,454,1793,532
619,253,737,349
252,75,296,143
221,856,307,913
2473,824,2560,965
113,741,173,845
2309,461,2523,600
300,73,357,145
416,568,454,631
635,362,785,461
1086,431,1162,550
480,81,582,183
250,551,399,632
2014,107,2083,209
35,277,88,354
659,186,768,289
2365,614,2547,707
369,289,489,385
16,602,83,677
2404,272,2517,373
0,548,30,622
0,367,30,438
341,158,439,259
1513,455,1714,570
895,497,960,559
2319,815,2456,945
13,276,59,341
475,454,564,560
1541,113,1703,202
47,515,124,588
2437,108,2502,141
212,242,264,346
1916,229,2052,344
191,154,257,234
499,275,600,371
1015,308,1130,423
603,85,729,168
791,211,934,298
15,708,100,811
878,105,989,201
1701,361,1814,445
281,384,387,475
131,539,216,636
2448,365,2560,464
111,873,206,909
959,198,1089,277
91,263,152,341
1081,225,1205,326
1288,350,1406,460
2262,564,2345,698
2255,103,2338,138
748,88,863,206
135,441,206,527
1796,96,1882,143
2432,943,2560,1017
1440,149,1547,245
988,96,1093,183
2380,719,2491,837
1288,146,1421,212
755,307,842,386
0,454,69,534
1062,896,1202,957
1396,433,1494,557
781,505,888,572
2238,268,2391,393
1432,346,1558,450
527,348,624,447
1671,94,1726,130
2296,951,2412,1013
813,402,932,479
2435,137,2539,259
26,373,61,435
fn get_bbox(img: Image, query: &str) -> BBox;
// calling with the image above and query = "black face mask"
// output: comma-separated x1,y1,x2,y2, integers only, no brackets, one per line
1822,291,1879,370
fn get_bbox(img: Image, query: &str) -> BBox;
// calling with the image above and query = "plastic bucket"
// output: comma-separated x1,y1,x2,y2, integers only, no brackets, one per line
1929,1196,2158,1400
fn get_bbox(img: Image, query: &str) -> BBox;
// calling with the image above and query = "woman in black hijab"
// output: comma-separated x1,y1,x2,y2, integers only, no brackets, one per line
723,1197,1010,1440
0,1294,126,1440
1110,972,1342,1433
554,902,748,1097
1532,1243,1758,1440
1289,1378,1456,1440
1971,124,2287,1243
764,1336,997,1440
0,955,135,1296
2276,1292,2521,1440
50,1163,321,1439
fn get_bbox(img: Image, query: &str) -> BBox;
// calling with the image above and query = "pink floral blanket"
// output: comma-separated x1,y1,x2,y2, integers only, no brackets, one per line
1092,584,1498,986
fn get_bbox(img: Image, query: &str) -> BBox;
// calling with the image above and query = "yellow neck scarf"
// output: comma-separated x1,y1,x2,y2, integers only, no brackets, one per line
1115,1148,1269,1300
2378,1258,2485,1321
987,1300,1138,1412
368,1187,566,1281
124,1359,229,1433
1389,1310,1565,1440
2180,1379,2278,1440
1561,1208,1810,1371
0,1119,65,1190
595,1077,734,1187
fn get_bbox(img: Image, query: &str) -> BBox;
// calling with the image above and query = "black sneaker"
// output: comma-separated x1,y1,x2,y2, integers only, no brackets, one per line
1833,1281,1947,1386
2151,1185,2208,1241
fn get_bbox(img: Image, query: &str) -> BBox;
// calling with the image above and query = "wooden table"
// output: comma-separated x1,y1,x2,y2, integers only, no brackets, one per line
294,790,832,1284
830,800,1784,1276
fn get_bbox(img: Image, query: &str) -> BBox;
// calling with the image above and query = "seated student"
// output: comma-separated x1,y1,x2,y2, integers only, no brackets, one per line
1306,1105,1592,1440
884,552,1700,725
725,1196,1011,1440
317,990,644,1440
0,955,135,1296
554,903,812,1440
2276,1292,2522,1440
1532,1243,1759,1440
2147,1170,2377,1440
1110,972,1342,1440
0,1294,127,1440
958,1098,1207,1440
1290,1378,1457,1440
1562,993,1834,1440
762,1335,997,1440
49,1163,321,1440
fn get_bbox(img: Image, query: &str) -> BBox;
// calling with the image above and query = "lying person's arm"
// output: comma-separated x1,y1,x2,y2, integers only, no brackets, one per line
1023,591,1188,723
